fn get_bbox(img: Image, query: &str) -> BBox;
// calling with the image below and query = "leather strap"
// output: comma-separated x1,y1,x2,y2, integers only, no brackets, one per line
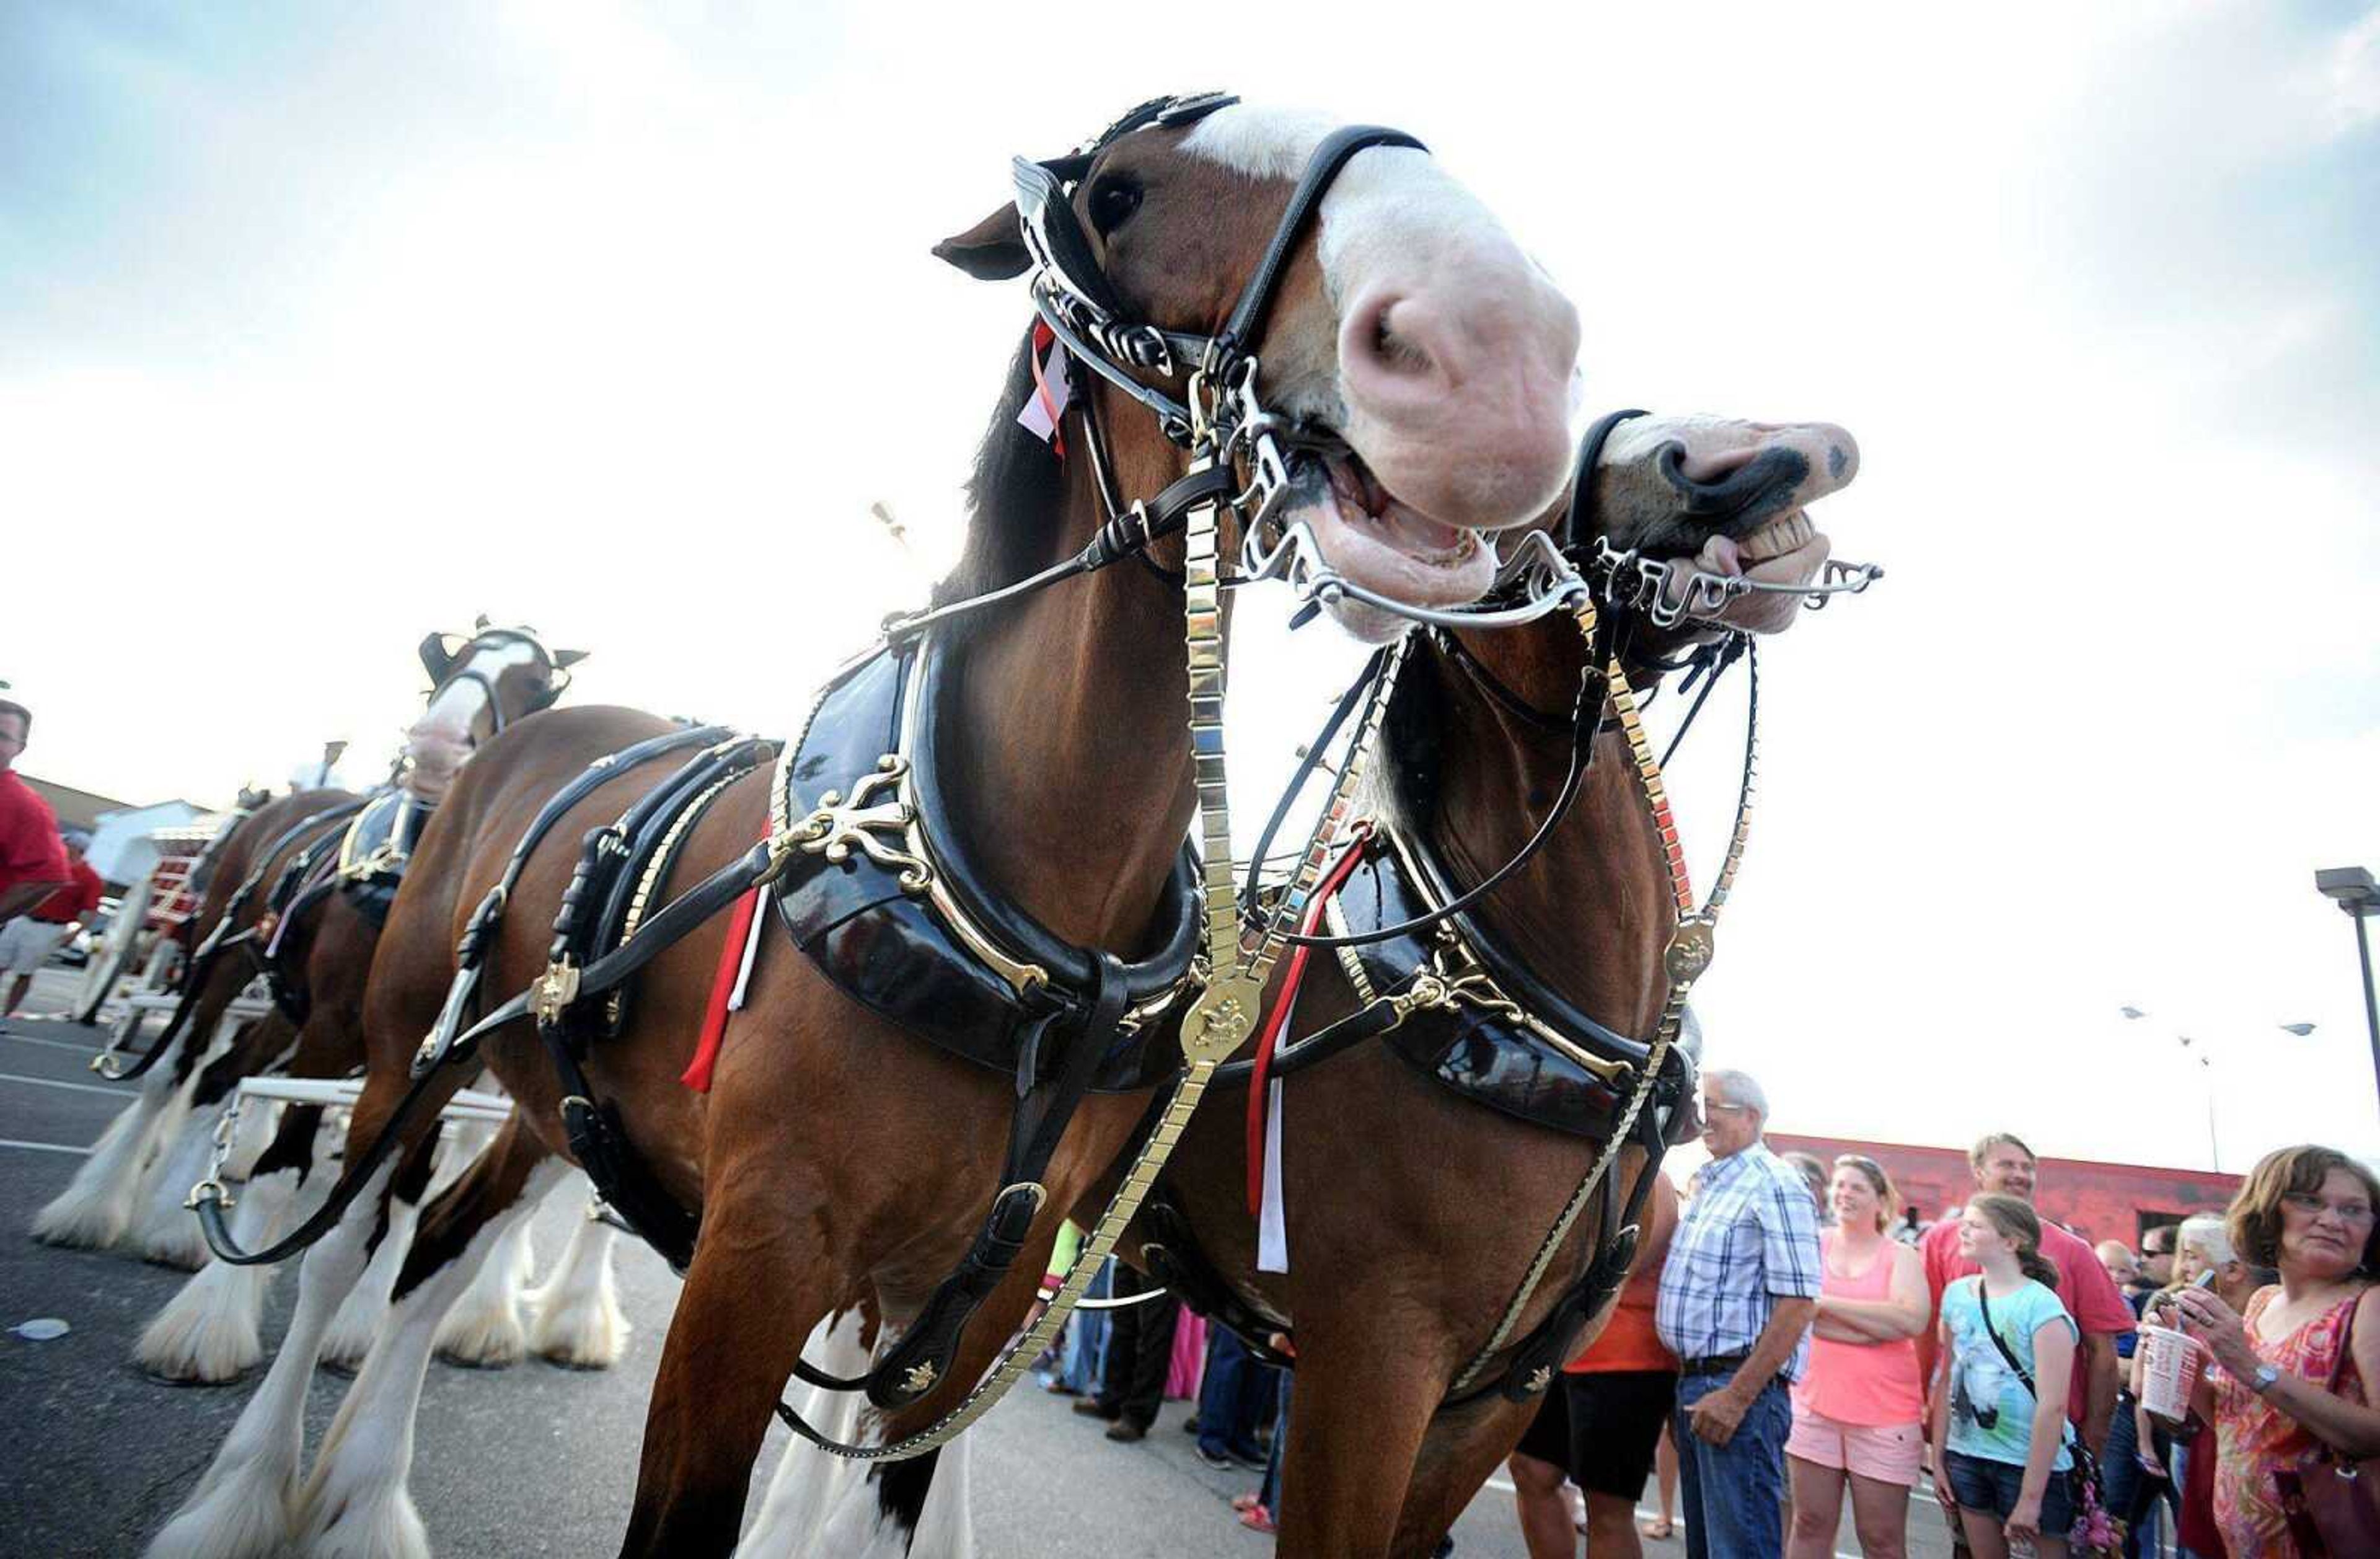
1213,126,1424,366
850,952,1133,1410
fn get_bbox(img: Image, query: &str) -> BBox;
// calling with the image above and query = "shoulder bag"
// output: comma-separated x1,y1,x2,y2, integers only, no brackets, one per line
2273,1289,2380,1557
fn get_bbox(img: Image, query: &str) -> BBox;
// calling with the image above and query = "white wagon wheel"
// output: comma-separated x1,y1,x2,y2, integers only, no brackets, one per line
71,866,154,1025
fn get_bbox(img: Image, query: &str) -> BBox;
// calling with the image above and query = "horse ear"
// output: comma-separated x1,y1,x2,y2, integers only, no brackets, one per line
933,204,1029,280
553,648,589,668
418,632,457,684
474,612,491,631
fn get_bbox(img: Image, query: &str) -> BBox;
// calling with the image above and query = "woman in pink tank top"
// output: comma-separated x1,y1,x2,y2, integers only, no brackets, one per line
1786,1155,1932,1559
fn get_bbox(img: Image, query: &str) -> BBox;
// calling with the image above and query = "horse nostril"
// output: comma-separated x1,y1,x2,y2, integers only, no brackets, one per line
1373,303,1434,374
1345,289,1438,383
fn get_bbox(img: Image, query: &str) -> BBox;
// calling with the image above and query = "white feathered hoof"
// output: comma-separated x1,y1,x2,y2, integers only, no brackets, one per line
133,1203,213,1272
431,1292,526,1370
319,1292,387,1374
526,1219,629,1370
294,1464,430,1559
432,1216,531,1369
141,1445,296,1559
134,1261,267,1384
130,1107,218,1269
30,1103,150,1250
28,1175,137,1252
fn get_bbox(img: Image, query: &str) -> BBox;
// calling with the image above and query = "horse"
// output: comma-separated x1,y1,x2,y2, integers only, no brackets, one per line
137,94,1588,1559
1150,412,1866,1557
32,625,593,1382
747,411,1871,1556
30,785,359,1255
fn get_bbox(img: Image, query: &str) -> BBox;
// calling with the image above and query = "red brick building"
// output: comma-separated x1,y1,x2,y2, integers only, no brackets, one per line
1768,1133,2242,1249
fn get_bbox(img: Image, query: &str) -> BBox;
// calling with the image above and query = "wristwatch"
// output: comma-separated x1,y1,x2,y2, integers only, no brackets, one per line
2250,1362,2283,1396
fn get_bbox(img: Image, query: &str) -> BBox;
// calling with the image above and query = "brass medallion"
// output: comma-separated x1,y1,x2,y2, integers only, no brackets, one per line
1180,973,1264,1066
788,756,933,894
1663,921,1715,984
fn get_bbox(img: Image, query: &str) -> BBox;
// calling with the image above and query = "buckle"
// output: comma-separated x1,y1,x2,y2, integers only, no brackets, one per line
531,960,583,1027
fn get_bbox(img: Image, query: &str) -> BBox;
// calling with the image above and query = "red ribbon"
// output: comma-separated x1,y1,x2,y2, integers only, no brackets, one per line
1028,320,1067,458
681,881,761,1093
1246,828,1375,1216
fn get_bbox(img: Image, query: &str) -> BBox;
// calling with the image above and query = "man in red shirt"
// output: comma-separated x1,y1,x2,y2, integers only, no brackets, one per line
0,701,69,915
1918,1132,2132,1458
0,700,74,1018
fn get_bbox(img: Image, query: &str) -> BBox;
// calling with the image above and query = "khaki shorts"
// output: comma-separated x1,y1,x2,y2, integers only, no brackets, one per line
0,917,72,976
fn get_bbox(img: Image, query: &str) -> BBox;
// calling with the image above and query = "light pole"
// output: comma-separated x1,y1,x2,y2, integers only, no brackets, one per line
2317,867,2380,1120
2119,1009,2317,1173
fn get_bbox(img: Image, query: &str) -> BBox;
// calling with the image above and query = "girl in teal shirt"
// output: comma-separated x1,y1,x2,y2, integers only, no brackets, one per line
1929,1194,2079,1558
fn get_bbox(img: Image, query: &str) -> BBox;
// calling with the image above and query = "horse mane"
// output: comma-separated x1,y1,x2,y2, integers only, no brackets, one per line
928,329,1067,638
1373,651,1445,833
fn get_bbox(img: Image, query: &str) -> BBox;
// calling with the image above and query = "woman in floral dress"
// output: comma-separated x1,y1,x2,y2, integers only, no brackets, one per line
2169,1145,2380,1555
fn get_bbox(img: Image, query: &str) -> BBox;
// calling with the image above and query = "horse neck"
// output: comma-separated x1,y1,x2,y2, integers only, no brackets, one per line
941,467,1197,955
1423,633,1672,1036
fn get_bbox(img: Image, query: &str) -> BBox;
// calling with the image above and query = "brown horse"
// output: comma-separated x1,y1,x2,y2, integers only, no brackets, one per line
30,627,580,1362
1145,413,1863,1557
29,785,358,1255
746,412,1868,1557
140,97,1587,1559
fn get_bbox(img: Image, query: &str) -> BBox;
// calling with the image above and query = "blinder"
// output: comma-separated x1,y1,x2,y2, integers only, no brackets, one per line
1010,92,1426,448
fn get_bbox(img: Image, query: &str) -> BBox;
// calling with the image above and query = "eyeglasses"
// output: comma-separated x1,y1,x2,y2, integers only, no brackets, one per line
1702,1102,1755,1115
2282,1191,2376,1224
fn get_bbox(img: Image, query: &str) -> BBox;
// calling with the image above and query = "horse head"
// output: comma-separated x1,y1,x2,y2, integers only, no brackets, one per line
405,625,587,799
935,95,1582,632
1585,414,1861,640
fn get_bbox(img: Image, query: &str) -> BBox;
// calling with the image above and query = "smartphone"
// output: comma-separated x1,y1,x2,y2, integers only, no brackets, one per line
2149,1269,2216,1318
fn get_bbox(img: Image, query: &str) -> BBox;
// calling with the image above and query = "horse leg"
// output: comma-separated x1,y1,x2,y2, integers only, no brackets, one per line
134,1000,367,1378
742,1309,897,1559
27,984,241,1248
296,1121,565,1558
1269,1338,1442,1559
430,1204,536,1369
521,1172,632,1368
130,1014,296,1268
321,1121,454,1371
133,1103,327,1384
112,966,257,1239
141,1078,459,1559
794,1237,1073,1557
27,1059,176,1247
1388,1394,1545,1558
620,1216,837,1558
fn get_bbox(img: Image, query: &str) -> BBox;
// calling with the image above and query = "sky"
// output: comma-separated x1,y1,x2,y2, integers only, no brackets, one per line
2,2,2375,1177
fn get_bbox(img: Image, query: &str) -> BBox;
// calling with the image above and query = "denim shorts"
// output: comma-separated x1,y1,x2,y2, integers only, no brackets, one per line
1944,1448,2073,1535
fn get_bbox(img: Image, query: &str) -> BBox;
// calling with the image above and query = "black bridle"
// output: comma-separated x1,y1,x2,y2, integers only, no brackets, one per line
888,95,1431,643
1012,93,1425,448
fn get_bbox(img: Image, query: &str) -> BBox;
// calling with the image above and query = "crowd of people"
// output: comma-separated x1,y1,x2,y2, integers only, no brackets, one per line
1494,1068,2380,1559
1018,1058,2379,1558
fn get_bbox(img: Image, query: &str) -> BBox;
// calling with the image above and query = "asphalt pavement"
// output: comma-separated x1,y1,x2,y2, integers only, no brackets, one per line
0,969,1949,1556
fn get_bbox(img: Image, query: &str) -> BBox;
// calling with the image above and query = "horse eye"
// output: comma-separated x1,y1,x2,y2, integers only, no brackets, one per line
1088,175,1144,237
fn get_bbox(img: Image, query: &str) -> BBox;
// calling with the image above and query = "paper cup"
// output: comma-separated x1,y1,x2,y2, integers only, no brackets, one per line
2138,1324,2206,1420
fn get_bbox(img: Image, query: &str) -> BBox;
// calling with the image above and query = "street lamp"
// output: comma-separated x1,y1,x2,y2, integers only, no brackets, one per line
2316,866,2380,1118
2118,1009,2317,1173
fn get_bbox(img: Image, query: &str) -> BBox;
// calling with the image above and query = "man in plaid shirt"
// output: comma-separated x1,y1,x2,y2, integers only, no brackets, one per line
1655,1067,1822,1559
